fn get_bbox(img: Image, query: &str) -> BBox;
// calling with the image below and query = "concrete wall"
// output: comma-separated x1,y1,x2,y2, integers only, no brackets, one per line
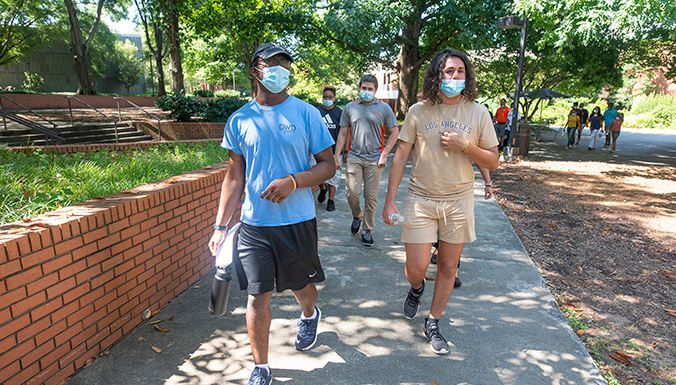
0,35,146,95
0,145,238,385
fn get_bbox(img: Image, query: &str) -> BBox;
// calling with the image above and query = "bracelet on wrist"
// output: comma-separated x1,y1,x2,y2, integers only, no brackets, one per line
485,181,493,187
288,174,298,190
213,224,228,231
462,141,470,152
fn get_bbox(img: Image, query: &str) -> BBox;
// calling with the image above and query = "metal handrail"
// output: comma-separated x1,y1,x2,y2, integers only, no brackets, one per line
0,95,60,130
0,109,64,144
113,96,162,141
65,96,119,143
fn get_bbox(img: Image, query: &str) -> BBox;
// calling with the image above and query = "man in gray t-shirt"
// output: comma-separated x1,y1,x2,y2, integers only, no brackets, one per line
334,74,399,247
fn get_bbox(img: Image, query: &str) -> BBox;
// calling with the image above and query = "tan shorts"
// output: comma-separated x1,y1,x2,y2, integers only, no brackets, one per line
401,195,476,244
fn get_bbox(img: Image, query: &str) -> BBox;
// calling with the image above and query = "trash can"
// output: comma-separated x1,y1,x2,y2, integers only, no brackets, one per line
515,123,532,157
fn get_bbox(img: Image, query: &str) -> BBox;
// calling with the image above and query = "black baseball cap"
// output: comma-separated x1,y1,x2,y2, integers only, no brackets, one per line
251,42,294,66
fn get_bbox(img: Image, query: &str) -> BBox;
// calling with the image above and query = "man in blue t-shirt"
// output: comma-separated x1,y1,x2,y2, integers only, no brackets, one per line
208,42,334,385
603,102,617,147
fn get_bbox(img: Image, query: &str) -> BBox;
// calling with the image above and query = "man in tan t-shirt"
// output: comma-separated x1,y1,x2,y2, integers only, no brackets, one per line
382,49,498,355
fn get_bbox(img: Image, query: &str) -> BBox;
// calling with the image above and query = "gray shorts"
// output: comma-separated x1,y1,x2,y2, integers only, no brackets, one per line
494,122,507,137
236,219,324,294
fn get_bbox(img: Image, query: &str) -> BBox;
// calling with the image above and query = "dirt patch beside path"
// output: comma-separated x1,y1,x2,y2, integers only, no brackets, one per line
493,157,675,384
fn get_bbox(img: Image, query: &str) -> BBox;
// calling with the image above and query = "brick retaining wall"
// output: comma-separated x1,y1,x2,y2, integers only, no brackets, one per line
135,121,225,141
0,160,238,385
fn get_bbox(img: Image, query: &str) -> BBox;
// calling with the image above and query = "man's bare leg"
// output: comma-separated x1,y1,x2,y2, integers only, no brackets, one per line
246,291,273,364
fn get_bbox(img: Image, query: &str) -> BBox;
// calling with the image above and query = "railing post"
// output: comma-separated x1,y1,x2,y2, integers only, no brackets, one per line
0,98,6,130
67,97,74,125
116,97,122,122
114,121,119,143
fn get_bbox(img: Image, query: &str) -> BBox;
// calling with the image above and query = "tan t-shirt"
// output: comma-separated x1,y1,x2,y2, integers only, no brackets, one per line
398,99,499,200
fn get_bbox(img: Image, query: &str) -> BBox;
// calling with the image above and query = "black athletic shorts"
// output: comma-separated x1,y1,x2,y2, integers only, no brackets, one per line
236,218,325,294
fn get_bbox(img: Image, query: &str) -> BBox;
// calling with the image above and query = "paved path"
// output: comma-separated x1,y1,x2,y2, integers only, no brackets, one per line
529,127,676,167
65,153,607,385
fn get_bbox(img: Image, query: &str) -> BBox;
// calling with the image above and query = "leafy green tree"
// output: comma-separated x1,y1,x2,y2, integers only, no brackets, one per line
63,0,130,95
111,39,143,93
309,0,509,118
0,0,62,66
135,0,167,96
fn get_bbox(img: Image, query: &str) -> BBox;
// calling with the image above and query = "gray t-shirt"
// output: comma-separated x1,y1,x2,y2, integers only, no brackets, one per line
339,98,398,161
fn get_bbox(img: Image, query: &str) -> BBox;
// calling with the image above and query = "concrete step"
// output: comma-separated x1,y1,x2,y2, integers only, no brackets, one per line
0,122,154,147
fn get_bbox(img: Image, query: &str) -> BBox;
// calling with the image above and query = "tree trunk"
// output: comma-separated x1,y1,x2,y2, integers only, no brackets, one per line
395,7,423,120
153,22,166,97
166,0,184,93
63,0,97,95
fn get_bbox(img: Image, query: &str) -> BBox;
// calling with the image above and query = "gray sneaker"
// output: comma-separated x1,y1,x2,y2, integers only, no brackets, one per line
350,217,362,235
361,230,374,247
247,366,272,385
424,317,450,355
403,279,425,319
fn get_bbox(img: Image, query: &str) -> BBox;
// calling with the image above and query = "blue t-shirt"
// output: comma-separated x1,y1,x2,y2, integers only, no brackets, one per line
221,96,335,226
603,108,617,126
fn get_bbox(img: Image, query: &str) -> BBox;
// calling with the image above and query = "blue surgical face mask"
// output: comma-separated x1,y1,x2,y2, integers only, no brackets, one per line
322,99,334,107
256,65,290,94
440,79,465,98
359,90,374,102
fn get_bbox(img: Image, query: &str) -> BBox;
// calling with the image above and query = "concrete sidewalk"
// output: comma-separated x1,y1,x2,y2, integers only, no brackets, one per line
66,159,606,385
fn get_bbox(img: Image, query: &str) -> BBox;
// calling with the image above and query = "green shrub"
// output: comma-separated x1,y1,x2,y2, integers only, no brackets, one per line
215,89,241,98
22,72,44,91
629,94,676,129
194,89,215,97
200,97,248,122
155,92,203,121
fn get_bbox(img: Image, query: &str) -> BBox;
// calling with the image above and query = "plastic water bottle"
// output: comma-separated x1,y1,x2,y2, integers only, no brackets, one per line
208,265,232,316
389,213,404,225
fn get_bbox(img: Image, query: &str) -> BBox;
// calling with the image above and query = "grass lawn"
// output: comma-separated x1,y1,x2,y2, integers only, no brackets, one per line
0,142,228,226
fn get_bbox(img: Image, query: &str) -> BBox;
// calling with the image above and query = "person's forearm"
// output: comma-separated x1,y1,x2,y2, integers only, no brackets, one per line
385,144,410,205
214,176,245,227
293,159,335,188
464,145,499,170
382,127,400,155
334,127,348,161
478,166,491,184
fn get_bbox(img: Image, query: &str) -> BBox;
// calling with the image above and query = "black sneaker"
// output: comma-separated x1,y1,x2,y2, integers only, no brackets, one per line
361,230,374,247
295,307,321,351
317,186,327,203
430,250,437,265
247,366,272,385
403,280,425,319
326,199,335,211
423,317,450,355
454,276,462,288
350,218,361,235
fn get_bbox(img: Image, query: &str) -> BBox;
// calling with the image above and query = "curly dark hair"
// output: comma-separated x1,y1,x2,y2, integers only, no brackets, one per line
422,49,478,104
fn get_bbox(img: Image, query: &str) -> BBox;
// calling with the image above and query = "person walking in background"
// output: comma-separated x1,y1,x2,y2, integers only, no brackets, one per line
576,103,589,145
587,106,603,150
603,102,618,147
494,99,510,151
317,86,343,212
208,42,335,385
565,107,580,149
610,112,623,153
484,104,494,123
334,74,399,247
382,49,498,355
